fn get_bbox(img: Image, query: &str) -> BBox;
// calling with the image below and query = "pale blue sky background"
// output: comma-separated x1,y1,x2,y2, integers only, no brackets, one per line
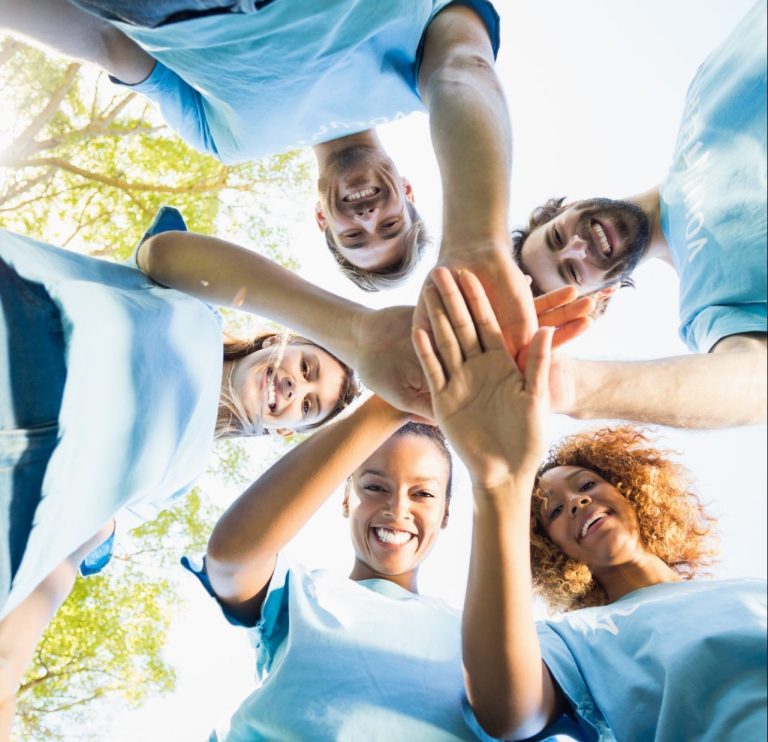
76,1,766,738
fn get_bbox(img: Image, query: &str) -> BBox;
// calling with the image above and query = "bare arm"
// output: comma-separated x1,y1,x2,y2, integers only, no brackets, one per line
412,269,564,739
140,232,595,419
0,0,154,84
206,396,408,624
0,522,113,740
416,4,537,358
557,333,767,428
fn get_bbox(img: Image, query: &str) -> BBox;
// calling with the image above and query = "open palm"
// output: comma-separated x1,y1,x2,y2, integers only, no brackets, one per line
412,269,552,488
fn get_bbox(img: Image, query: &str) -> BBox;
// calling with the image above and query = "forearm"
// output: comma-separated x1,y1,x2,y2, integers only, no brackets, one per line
206,397,408,601
463,480,556,739
0,523,111,736
0,0,154,84
139,231,368,365
419,6,511,255
567,339,767,428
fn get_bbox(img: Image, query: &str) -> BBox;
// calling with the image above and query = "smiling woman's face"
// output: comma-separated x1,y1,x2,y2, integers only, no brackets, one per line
537,465,644,570
228,341,347,434
345,433,450,591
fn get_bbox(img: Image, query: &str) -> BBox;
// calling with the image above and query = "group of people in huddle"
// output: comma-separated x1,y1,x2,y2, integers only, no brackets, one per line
0,0,766,740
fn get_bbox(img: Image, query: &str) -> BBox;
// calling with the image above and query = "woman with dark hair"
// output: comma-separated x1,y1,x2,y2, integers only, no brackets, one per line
179,391,498,739
413,267,766,742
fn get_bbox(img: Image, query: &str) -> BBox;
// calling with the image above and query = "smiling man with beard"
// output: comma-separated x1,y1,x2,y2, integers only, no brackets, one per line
509,1,766,430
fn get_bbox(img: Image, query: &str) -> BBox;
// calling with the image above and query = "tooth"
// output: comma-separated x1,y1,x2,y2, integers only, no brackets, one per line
375,528,412,545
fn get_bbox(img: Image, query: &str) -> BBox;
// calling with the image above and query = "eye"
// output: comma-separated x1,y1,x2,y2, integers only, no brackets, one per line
363,484,385,494
302,397,312,416
344,231,363,239
579,481,596,492
549,504,563,521
382,219,398,230
568,263,580,284
301,358,310,380
553,226,563,246
414,490,435,499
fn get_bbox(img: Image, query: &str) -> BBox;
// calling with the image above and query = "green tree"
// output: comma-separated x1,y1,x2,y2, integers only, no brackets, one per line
13,490,222,742
1,35,314,740
0,36,312,266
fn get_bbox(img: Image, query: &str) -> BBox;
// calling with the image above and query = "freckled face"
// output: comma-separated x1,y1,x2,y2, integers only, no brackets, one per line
538,465,643,569
345,434,450,585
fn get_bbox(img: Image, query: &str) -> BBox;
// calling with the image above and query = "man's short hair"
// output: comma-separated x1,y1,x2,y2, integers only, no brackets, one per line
324,201,430,292
510,196,635,318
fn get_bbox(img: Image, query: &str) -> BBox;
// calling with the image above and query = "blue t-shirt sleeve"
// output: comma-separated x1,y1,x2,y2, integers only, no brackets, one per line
79,523,116,577
536,623,607,742
685,303,767,353
126,204,189,269
181,552,292,675
110,61,219,158
422,0,501,61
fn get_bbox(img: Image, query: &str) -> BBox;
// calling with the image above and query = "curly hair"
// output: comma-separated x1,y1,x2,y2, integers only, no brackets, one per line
530,426,719,613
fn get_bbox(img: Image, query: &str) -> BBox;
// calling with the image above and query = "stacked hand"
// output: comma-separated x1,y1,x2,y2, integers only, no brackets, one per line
412,268,554,487
353,272,591,422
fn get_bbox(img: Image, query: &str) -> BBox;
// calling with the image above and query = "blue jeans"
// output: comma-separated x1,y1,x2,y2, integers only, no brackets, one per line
0,259,66,611
67,0,275,28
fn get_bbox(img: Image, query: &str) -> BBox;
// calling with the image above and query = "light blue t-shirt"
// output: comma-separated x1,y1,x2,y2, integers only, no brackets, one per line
113,0,500,163
0,232,222,618
660,0,767,352
186,554,498,741
537,578,767,742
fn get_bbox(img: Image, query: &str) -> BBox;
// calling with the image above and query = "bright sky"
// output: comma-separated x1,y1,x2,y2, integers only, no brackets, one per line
82,1,765,739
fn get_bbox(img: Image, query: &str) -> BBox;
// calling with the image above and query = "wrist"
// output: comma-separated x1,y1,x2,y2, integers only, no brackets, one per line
362,395,410,426
348,305,375,366
469,466,538,503
439,234,511,262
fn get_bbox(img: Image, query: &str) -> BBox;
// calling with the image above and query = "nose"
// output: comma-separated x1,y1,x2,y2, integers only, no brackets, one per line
385,490,413,520
568,493,592,516
281,375,295,400
353,206,379,229
561,235,589,260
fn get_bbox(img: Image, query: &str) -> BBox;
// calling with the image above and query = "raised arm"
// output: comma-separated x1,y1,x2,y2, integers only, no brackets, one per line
139,230,593,419
553,332,767,428
412,268,564,739
0,0,154,84
415,3,537,359
205,396,408,624
0,522,113,741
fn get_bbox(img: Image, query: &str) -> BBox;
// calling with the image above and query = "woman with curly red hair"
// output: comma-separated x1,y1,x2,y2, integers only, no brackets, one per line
413,267,767,742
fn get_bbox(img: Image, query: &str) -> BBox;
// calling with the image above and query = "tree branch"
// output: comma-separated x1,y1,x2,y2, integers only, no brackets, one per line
11,63,80,158
6,157,229,194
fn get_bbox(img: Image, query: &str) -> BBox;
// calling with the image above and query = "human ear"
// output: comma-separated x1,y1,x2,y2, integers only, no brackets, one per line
594,283,619,302
441,503,450,529
262,334,281,349
401,177,415,204
342,482,351,518
314,202,327,231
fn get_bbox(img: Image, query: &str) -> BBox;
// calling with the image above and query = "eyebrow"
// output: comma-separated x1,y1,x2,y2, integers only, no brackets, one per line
540,467,586,499
341,218,407,250
358,469,440,485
